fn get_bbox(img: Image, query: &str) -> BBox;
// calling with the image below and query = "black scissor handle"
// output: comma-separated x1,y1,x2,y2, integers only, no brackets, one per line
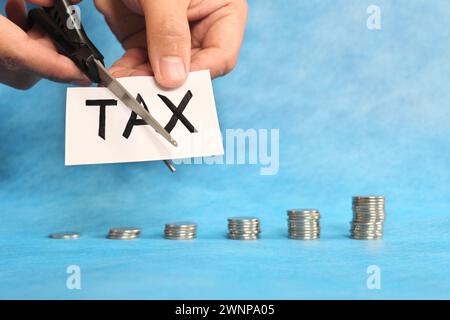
28,0,104,82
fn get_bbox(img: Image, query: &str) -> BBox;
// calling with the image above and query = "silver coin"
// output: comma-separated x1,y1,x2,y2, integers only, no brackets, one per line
352,216,385,220
351,234,383,238
228,236,260,240
288,226,320,230
164,234,197,240
353,216,385,220
353,198,385,201
165,225,197,229
228,223,260,227
351,230,383,234
289,230,321,234
165,235,196,240
289,224,320,228
108,235,140,239
288,221,320,225
228,230,261,233
353,196,385,200
351,221,384,225
109,228,141,233
49,232,80,240
108,231,141,235
164,231,197,235
289,235,320,240
288,217,320,222
288,211,320,216
165,222,197,228
108,234,140,238
350,220,384,228
164,233,197,237
164,227,197,231
228,217,260,223
228,232,260,236
228,222,260,226
353,206,385,209
353,210,384,213
289,231,320,235
287,209,320,214
351,226,383,230
228,221,260,225
351,229,383,233
352,212,385,216
350,235,383,240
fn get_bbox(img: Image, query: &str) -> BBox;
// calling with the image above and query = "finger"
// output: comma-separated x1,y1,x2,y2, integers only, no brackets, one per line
5,0,27,30
0,66,40,90
95,0,145,45
142,0,191,88
109,48,148,77
191,48,234,78
190,1,248,78
20,37,90,84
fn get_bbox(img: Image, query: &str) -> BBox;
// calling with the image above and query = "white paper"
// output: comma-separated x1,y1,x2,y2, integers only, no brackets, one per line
65,70,223,166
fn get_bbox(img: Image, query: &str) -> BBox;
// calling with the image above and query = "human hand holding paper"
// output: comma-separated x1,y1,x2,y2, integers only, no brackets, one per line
66,70,224,166
94,0,248,88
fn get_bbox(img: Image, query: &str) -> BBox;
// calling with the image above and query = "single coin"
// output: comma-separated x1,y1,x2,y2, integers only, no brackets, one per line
49,232,80,240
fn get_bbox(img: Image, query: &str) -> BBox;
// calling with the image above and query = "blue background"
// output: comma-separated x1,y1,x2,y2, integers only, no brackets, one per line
1,0,450,299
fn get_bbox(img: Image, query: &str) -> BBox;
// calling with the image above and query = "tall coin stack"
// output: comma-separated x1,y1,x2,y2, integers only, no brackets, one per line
228,217,261,240
350,196,386,240
107,228,141,240
164,222,197,240
287,209,321,240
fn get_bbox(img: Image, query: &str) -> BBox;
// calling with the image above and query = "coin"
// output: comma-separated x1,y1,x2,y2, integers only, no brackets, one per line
107,228,141,240
49,232,80,240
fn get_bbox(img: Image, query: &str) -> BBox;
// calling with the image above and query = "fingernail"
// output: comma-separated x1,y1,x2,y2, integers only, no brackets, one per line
159,56,186,84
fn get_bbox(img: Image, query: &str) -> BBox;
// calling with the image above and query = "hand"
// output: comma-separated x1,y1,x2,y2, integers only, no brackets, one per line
0,0,89,90
94,0,248,88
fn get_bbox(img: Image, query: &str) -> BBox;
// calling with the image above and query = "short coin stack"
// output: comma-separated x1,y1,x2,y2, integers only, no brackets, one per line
350,196,386,240
164,222,197,240
287,209,321,240
107,228,141,240
228,217,261,240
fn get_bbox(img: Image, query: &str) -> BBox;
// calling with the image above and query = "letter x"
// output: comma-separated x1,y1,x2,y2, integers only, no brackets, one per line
158,90,197,133
123,91,197,139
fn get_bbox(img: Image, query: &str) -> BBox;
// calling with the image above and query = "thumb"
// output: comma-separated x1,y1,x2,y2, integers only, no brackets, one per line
141,0,191,88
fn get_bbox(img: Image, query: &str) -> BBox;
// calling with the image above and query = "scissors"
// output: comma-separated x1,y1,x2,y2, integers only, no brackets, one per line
28,0,178,172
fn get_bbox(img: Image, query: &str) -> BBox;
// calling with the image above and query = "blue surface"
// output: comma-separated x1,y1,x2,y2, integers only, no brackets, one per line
1,0,450,299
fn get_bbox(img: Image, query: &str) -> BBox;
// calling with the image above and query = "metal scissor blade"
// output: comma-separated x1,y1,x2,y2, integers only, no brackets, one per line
94,59,178,147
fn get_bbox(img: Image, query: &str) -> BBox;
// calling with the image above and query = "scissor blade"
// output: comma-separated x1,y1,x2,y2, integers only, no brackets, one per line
94,59,178,147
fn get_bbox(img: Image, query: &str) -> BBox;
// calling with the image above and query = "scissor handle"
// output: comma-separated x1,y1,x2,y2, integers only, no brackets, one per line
28,0,104,82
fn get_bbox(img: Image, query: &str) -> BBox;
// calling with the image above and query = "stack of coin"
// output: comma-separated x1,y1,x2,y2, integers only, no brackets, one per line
164,222,197,240
350,196,386,240
107,228,141,240
228,217,261,240
287,209,321,240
